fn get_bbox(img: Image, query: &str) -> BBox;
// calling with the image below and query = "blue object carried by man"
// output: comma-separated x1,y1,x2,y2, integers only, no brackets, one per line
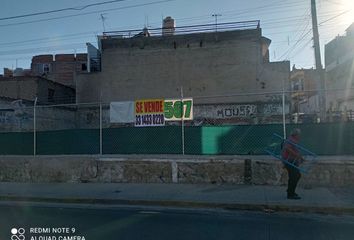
265,129,317,199
265,132,317,174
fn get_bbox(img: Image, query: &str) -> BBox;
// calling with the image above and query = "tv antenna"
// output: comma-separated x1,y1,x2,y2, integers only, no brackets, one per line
100,14,107,32
212,13,222,32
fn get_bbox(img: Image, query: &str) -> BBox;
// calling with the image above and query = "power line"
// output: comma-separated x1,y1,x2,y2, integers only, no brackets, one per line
0,44,86,56
0,8,328,43
322,0,346,6
0,0,313,31
0,10,345,50
0,1,351,68
278,28,313,61
0,0,345,46
221,0,309,18
0,32,97,48
289,39,313,59
0,18,345,60
272,6,348,61
0,0,129,21
158,0,309,27
277,10,312,61
318,10,351,25
0,0,176,28
93,0,308,28
0,0,348,30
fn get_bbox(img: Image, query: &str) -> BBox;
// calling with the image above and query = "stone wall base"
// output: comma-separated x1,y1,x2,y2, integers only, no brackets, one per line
1,156,353,187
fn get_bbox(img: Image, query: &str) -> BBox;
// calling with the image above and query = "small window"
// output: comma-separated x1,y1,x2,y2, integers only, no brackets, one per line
81,63,87,71
48,89,55,102
300,78,304,90
43,64,50,74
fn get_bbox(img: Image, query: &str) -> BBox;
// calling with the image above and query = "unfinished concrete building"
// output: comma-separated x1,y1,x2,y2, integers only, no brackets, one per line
77,20,290,124
31,54,88,88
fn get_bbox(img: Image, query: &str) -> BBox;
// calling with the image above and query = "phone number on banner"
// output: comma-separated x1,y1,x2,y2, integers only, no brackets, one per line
135,113,165,127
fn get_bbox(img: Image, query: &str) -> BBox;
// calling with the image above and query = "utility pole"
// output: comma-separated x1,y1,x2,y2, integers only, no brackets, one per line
311,0,326,121
212,13,222,32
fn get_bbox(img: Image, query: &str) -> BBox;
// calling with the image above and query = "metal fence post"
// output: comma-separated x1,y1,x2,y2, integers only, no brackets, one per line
100,102,103,155
33,97,38,156
282,91,287,139
181,86,185,155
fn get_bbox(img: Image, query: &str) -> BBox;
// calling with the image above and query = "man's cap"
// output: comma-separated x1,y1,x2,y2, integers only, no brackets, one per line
291,128,301,136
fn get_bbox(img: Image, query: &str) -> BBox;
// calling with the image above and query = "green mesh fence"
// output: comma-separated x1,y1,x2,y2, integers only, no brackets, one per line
286,123,354,155
0,122,354,155
184,124,284,155
36,129,100,155
103,126,182,154
0,132,34,155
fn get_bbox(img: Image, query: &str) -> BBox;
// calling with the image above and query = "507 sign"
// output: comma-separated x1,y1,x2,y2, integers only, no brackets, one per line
164,99,193,121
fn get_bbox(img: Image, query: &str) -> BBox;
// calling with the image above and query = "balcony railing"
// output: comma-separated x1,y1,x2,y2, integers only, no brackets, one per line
102,20,260,38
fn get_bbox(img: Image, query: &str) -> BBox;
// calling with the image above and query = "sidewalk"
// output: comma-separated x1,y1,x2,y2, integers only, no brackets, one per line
0,183,353,215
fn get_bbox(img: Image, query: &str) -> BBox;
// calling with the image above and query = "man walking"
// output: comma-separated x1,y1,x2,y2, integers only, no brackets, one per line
282,128,304,200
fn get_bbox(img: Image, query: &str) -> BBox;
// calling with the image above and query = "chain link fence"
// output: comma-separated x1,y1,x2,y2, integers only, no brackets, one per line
0,100,34,155
35,103,100,155
0,89,353,155
103,102,184,154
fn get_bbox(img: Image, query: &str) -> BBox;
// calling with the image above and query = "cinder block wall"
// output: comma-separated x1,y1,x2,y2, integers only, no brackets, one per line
76,30,290,104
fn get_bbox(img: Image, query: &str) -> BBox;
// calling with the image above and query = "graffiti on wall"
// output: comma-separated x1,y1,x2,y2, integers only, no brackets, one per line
217,105,257,118
0,100,31,128
0,109,31,125
0,110,13,124
263,103,284,115
194,103,289,120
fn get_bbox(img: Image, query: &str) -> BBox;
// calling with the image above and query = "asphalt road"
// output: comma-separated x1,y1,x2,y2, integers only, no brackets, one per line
0,203,354,240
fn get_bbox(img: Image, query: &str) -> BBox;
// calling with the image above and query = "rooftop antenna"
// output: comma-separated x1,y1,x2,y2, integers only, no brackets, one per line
212,13,222,32
100,14,107,32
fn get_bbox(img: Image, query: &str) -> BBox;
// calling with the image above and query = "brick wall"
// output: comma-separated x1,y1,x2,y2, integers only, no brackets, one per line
31,54,88,88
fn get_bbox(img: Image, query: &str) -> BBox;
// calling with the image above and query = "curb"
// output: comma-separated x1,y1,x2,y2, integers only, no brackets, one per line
1,195,353,215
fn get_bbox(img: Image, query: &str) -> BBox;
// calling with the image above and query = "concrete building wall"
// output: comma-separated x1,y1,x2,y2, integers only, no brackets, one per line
325,59,354,111
325,24,354,111
37,78,76,104
77,29,290,104
31,54,88,88
31,55,54,75
3,68,13,77
35,106,77,130
0,99,102,132
0,76,76,131
290,68,319,114
0,99,77,132
193,102,289,125
0,76,75,105
0,98,33,131
0,77,38,101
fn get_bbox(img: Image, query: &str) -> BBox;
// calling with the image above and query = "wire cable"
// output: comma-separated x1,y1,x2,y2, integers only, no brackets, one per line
0,0,176,28
0,0,130,21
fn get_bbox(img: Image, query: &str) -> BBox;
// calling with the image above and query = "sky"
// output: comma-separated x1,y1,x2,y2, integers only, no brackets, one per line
0,0,353,74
